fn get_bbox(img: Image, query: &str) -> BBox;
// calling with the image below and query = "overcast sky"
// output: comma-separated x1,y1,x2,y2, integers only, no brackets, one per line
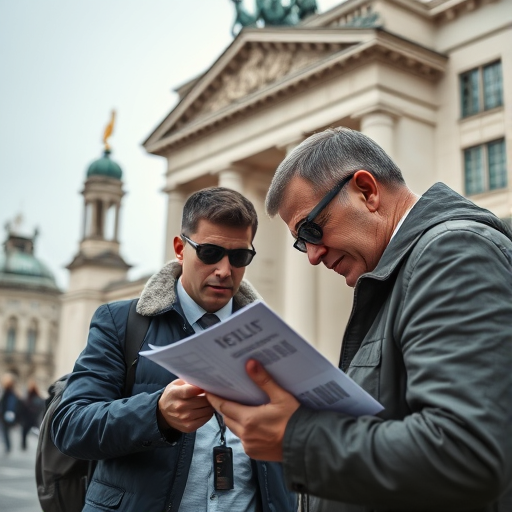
0,0,341,289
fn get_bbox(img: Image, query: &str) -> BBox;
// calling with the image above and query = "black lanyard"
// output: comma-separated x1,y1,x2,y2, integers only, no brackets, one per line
213,412,233,490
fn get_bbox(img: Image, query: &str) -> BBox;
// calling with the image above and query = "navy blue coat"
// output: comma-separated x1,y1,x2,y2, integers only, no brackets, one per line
52,262,296,512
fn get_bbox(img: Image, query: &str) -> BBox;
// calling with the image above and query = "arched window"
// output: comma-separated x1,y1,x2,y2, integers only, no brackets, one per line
6,317,18,352
27,319,38,354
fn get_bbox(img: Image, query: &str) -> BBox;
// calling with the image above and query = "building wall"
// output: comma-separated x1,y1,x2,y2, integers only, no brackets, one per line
0,288,60,392
435,0,511,216
54,0,511,374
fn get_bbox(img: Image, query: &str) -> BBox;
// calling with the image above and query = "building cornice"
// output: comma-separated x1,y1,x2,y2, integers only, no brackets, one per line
144,29,446,156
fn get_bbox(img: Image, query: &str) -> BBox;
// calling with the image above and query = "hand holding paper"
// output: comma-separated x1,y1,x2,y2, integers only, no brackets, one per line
207,359,300,462
158,379,215,433
140,301,383,417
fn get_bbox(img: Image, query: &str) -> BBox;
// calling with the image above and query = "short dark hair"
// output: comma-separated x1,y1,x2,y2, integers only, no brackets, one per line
266,127,406,216
182,187,258,239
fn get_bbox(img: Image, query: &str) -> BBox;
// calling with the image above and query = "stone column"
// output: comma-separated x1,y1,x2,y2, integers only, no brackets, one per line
218,168,244,193
281,140,318,345
354,107,398,159
81,199,88,240
114,203,120,242
165,189,186,263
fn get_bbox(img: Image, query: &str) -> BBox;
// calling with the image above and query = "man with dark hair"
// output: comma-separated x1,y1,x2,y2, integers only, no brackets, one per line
208,129,512,511
52,187,296,512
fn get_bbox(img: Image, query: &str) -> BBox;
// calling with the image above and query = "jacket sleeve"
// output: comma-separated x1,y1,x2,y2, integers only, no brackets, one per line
282,224,512,509
51,302,171,460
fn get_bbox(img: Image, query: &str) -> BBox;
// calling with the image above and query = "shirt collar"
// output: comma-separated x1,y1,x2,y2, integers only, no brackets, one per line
390,197,420,242
177,278,233,328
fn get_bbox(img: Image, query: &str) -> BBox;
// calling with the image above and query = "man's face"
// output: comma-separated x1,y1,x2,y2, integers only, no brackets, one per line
278,175,384,287
174,219,253,312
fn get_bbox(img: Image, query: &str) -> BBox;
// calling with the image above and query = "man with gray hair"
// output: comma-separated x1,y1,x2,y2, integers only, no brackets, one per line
208,128,512,511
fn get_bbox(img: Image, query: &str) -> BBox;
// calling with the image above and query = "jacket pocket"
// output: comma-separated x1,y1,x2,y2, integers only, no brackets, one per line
85,479,125,510
347,339,382,401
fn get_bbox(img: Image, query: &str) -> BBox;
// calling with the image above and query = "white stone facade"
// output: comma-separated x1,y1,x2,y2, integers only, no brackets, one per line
54,0,511,376
142,0,511,364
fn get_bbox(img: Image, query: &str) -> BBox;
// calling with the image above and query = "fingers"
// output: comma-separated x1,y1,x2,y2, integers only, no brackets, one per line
245,359,290,403
170,379,206,400
158,379,215,433
206,394,248,429
206,361,301,461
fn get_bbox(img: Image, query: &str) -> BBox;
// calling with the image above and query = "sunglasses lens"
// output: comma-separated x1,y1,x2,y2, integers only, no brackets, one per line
300,223,323,244
196,245,224,264
229,250,254,268
294,222,323,252
294,239,307,253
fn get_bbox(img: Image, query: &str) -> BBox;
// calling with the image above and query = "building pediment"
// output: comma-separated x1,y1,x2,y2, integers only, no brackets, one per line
184,40,350,124
144,27,446,155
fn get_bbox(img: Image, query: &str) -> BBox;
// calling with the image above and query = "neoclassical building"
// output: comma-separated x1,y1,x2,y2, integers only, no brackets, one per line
142,0,511,362
55,0,510,376
0,223,61,391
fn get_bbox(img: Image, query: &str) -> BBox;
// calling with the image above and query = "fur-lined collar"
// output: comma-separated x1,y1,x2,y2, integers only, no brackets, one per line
136,260,261,317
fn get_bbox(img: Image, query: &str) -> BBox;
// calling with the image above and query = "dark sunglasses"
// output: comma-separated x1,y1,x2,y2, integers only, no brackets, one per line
293,173,354,253
181,234,256,268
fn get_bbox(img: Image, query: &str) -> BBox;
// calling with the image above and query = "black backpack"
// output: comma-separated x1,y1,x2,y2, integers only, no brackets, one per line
35,299,151,512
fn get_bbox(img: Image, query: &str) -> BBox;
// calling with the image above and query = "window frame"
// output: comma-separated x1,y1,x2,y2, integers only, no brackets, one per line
460,60,503,119
464,138,508,196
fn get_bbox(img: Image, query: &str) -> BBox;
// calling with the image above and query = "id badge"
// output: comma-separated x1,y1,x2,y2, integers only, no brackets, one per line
213,445,234,490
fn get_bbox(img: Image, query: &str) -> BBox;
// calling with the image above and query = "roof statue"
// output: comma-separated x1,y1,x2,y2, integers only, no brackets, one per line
230,0,318,36
87,110,123,180
102,109,116,151
295,0,317,19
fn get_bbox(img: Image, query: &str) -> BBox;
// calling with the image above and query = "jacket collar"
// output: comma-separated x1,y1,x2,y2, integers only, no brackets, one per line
339,182,512,371
366,182,512,284
136,260,261,317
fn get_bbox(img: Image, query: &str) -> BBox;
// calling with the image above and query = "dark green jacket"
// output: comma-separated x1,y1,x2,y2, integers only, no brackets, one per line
283,183,512,511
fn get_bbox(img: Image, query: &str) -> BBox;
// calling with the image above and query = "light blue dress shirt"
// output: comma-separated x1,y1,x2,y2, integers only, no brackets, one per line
177,279,258,512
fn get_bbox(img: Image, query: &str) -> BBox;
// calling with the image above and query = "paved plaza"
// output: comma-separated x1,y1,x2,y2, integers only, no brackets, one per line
0,426,41,512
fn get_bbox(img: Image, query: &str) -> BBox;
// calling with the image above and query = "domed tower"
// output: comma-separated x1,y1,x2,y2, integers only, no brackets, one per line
56,112,131,377
0,217,61,390
71,111,128,268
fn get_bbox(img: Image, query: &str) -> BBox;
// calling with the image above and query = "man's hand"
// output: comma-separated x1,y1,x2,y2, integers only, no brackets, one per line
158,379,215,433
206,359,300,461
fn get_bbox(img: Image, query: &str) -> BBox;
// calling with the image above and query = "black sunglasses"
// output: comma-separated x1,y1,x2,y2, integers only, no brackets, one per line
181,234,256,268
293,173,354,253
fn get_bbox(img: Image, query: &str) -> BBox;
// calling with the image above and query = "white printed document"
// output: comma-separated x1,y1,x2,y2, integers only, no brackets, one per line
140,301,383,416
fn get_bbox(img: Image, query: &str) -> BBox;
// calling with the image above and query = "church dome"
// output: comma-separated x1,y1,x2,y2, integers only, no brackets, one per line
86,149,123,180
0,233,60,292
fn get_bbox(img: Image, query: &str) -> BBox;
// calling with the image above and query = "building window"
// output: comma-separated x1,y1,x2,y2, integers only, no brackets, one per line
6,317,18,352
27,319,38,354
460,61,503,118
464,138,507,195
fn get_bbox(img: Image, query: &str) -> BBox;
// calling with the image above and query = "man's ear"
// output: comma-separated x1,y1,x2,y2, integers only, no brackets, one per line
174,236,185,264
353,170,379,212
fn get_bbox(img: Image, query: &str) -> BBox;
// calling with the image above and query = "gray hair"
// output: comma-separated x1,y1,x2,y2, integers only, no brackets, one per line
265,127,405,216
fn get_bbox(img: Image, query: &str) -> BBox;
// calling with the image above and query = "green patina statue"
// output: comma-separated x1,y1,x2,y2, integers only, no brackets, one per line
231,0,318,36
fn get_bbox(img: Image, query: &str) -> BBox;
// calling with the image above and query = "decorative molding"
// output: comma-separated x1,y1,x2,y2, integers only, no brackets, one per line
351,103,403,120
428,0,500,22
144,30,447,156
170,41,348,135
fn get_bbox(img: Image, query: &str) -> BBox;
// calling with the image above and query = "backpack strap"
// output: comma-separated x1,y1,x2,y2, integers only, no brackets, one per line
87,300,151,488
123,298,152,397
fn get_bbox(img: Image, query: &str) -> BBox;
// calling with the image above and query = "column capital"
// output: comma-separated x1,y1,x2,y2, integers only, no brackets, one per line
217,167,245,192
351,104,401,121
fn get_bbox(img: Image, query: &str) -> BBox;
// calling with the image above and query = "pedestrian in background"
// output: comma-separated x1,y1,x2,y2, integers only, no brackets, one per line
20,379,45,450
0,373,21,454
